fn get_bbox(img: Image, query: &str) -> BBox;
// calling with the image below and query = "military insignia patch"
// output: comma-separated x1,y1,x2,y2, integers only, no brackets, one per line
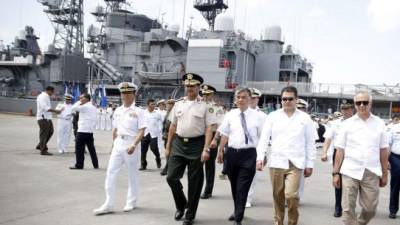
208,108,214,113
129,112,137,118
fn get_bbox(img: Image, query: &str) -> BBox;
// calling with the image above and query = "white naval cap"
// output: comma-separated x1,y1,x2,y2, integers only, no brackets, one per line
64,94,73,100
250,88,262,98
157,99,166,105
118,82,137,93
296,98,308,108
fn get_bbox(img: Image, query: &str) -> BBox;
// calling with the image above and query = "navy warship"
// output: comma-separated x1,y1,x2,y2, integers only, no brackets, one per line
0,0,399,118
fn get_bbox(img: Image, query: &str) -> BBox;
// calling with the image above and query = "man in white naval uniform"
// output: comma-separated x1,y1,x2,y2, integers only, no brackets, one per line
105,104,113,131
246,88,268,208
94,82,146,215
56,94,73,154
156,99,167,153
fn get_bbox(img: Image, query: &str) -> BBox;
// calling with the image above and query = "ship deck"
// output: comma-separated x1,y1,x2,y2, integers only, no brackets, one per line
0,113,397,225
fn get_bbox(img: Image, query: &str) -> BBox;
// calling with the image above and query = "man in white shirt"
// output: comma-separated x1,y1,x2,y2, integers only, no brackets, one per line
333,91,389,225
56,94,73,154
70,93,99,169
246,88,267,208
321,102,353,218
256,86,316,225
140,98,163,170
36,86,63,156
387,113,400,219
94,82,146,215
218,88,263,225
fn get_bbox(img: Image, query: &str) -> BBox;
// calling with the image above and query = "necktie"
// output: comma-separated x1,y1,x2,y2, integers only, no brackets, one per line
240,112,253,144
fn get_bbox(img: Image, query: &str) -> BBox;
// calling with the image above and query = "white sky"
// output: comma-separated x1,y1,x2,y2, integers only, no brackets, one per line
0,0,399,85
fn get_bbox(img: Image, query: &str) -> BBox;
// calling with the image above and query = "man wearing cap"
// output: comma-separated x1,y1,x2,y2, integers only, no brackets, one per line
246,88,268,208
386,114,400,219
94,82,146,215
36,86,63,156
200,84,219,199
257,86,316,225
160,99,175,176
165,73,216,225
56,94,73,154
70,93,99,170
140,98,163,170
333,91,389,225
321,101,353,217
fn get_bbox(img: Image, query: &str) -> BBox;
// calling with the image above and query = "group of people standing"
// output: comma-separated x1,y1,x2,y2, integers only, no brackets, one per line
34,72,400,225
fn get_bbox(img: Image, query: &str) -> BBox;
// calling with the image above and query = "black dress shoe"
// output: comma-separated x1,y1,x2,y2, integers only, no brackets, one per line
160,170,167,176
333,209,342,217
69,166,83,170
182,219,193,225
40,151,53,156
174,209,185,220
139,167,146,171
228,214,235,221
156,160,162,169
389,212,397,219
233,222,242,225
200,192,212,199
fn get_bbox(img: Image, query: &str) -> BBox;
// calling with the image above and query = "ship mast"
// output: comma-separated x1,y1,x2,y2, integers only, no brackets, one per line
193,0,228,31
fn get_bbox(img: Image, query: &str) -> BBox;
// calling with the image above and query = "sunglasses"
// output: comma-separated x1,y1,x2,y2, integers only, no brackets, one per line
355,101,369,106
282,97,295,102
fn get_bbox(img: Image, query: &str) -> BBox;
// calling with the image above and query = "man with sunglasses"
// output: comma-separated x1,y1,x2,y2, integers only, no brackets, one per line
333,91,389,225
165,73,216,225
257,86,316,225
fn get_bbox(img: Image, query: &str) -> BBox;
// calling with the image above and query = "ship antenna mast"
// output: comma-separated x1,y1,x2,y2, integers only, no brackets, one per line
193,0,228,31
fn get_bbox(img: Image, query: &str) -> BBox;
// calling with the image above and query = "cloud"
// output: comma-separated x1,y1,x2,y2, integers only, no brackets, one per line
368,0,400,32
308,7,324,18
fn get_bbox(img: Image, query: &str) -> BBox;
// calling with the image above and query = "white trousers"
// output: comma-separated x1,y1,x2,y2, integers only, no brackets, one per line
105,117,112,131
100,115,106,130
247,170,260,204
57,119,72,153
104,136,141,208
299,174,305,201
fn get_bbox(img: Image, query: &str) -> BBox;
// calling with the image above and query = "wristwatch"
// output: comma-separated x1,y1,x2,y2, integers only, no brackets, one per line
203,148,210,153
332,172,341,176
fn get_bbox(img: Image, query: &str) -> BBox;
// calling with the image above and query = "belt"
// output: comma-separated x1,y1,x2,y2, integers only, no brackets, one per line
59,118,71,120
228,147,256,152
176,135,204,143
118,135,135,140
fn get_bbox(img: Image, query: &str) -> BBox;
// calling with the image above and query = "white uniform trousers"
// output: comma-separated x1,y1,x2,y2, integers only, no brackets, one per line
100,113,106,130
247,169,260,204
104,136,141,208
299,174,305,202
57,118,72,153
105,116,112,131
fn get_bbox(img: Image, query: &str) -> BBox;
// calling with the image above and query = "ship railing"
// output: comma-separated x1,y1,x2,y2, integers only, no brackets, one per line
247,81,400,101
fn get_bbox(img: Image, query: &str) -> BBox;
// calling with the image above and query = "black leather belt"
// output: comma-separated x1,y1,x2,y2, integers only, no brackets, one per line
176,135,204,143
228,147,256,152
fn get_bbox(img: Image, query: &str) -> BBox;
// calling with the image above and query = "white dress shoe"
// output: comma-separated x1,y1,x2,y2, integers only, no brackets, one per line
93,205,114,215
123,205,136,212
